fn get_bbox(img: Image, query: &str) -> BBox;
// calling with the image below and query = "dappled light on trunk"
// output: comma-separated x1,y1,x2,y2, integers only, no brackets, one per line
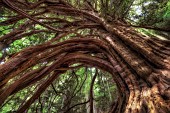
0,0,170,113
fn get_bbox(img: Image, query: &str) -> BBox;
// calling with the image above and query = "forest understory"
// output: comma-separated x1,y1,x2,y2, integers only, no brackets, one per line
0,0,170,113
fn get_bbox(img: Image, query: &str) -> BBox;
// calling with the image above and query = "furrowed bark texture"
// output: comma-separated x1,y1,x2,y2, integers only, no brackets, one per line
0,0,170,113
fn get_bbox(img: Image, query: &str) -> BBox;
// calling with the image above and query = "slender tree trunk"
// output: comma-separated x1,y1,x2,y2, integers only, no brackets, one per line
0,1,169,113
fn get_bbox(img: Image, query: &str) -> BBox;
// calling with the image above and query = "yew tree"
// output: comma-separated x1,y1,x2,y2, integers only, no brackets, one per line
0,0,170,113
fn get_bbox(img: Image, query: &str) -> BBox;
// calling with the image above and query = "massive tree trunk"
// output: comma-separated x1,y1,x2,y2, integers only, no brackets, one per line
0,0,170,113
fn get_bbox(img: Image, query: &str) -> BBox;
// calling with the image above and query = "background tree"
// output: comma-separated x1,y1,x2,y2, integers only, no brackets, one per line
0,0,170,113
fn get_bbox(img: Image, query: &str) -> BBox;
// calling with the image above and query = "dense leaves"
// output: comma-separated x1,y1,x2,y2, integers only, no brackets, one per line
0,0,170,113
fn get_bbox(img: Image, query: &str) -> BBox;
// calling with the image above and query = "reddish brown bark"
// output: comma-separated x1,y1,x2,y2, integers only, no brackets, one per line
0,0,170,113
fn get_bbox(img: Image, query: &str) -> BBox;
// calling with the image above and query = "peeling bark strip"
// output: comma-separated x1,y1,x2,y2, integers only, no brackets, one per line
0,0,170,113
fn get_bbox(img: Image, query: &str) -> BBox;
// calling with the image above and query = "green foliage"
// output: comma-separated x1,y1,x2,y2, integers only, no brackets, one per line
0,84,38,113
0,0,169,112
127,0,170,38
128,0,169,25
0,26,12,36
0,67,117,112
